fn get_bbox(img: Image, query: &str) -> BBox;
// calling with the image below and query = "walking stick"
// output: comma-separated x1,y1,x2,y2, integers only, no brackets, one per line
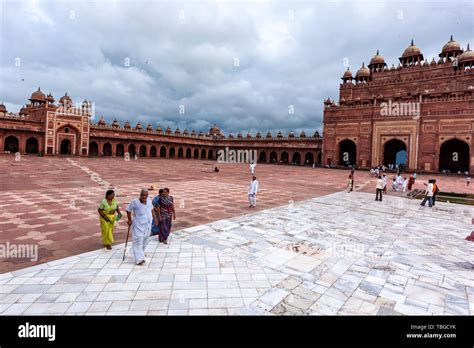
122,224,131,262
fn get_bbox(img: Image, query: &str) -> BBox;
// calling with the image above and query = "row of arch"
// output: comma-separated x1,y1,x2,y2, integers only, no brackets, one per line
337,138,471,173
4,135,39,153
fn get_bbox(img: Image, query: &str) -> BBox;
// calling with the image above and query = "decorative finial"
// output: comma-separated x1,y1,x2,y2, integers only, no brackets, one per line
467,43,470,51
411,39,414,45
376,49,379,55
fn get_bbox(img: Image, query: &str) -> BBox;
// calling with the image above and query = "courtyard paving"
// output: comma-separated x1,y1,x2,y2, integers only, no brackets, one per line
0,191,473,316
1,156,472,272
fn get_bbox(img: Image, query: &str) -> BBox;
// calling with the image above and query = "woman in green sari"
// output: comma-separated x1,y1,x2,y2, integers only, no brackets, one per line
98,189,122,249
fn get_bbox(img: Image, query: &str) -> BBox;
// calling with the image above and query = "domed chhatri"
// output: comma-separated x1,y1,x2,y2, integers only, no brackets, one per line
98,116,106,125
341,67,353,83
59,92,72,106
440,35,463,59
368,50,387,72
399,39,424,66
29,87,46,105
355,63,370,82
0,102,7,113
458,44,474,69
111,119,120,128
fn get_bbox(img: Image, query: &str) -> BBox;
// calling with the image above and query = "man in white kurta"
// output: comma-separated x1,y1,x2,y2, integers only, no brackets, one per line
248,176,259,208
249,162,256,175
126,189,153,265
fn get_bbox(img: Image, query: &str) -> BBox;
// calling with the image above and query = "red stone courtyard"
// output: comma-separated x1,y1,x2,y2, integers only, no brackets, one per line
1,155,472,273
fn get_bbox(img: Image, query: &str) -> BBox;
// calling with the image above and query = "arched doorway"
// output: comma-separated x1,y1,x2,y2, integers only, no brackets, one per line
26,137,39,154
160,146,167,158
201,149,206,159
178,147,184,158
270,151,277,163
281,152,289,164
186,148,192,159
103,143,112,156
150,145,157,157
439,139,470,173
292,152,301,165
383,139,407,167
194,149,199,159
305,152,314,166
128,144,136,157
60,139,72,155
116,144,124,157
169,147,175,158
139,145,147,157
259,151,267,163
338,139,356,166
4,135,19,153
89,141,99,156
208,149,213,160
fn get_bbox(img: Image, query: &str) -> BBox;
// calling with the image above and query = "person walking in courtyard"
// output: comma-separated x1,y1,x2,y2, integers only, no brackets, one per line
249,161,256,175
402,177,408,192
408,175,414,191
350,169,355,191
248,175,259,207
413,171,417,183
157,188,176,244
150,189,164,238
420,180,434,208
347,174,353,193
432,180,440,206
98,189,122,250
375,175,384,201
126,188,154,265
382,173,387,193
392,178,397,192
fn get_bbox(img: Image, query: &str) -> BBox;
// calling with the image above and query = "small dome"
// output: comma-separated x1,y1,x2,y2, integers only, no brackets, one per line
156,125,163,132
111,119,120,127
191,129,196,136
370,50,385,65
183,129,189,135
29,87,46,102
276,131,283,138
146,123,153,131
228,133,234,139
175,128,181,135
266,131,272,138
288,130,295,138
314,131,320,138
0,102,6,113
59,92,72,105
124,121,131,129
430,58,436,65
165,127,172,134
135,122,142,130
256,131,262,138
198,131,204,137
441,35,462,55
458,44,474,65
246,131,252,139
19,106,28,115
98,116,106,125
300,130,306,138
402,39,422,58
237,132,243,139
355,63,370,78
209,124,221,135
342,67,352,80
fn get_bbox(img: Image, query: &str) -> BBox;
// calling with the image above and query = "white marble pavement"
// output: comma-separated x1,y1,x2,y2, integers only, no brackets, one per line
1,191,473,315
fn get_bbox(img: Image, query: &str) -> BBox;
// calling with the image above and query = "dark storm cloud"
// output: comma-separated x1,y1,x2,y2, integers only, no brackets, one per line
0,0,472,135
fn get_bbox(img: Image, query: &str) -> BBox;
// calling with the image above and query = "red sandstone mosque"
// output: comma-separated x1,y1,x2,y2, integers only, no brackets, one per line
323,37,474,174
0,90,321,166
1,37,473,172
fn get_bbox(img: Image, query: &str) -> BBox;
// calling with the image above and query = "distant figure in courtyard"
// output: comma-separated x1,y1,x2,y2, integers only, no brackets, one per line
214,166,220,172
126,188,153,265
466,175,471,187
350,169,355,191
347,175,353,193
375,175,384,201
402,177,408,192
413,172,417,183
250,161,256,175
420,180,434,208
98,189,122,250
382,173,387,193
248,175,259,208
150,189,164,237
408,175,415,191
157,188,176,244
392,178,397,192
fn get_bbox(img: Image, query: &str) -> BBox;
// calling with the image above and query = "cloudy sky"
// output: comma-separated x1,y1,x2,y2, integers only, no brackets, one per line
0,0,472,135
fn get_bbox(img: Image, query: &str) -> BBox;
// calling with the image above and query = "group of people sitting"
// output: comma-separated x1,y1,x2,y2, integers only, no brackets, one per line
97,187,176,265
